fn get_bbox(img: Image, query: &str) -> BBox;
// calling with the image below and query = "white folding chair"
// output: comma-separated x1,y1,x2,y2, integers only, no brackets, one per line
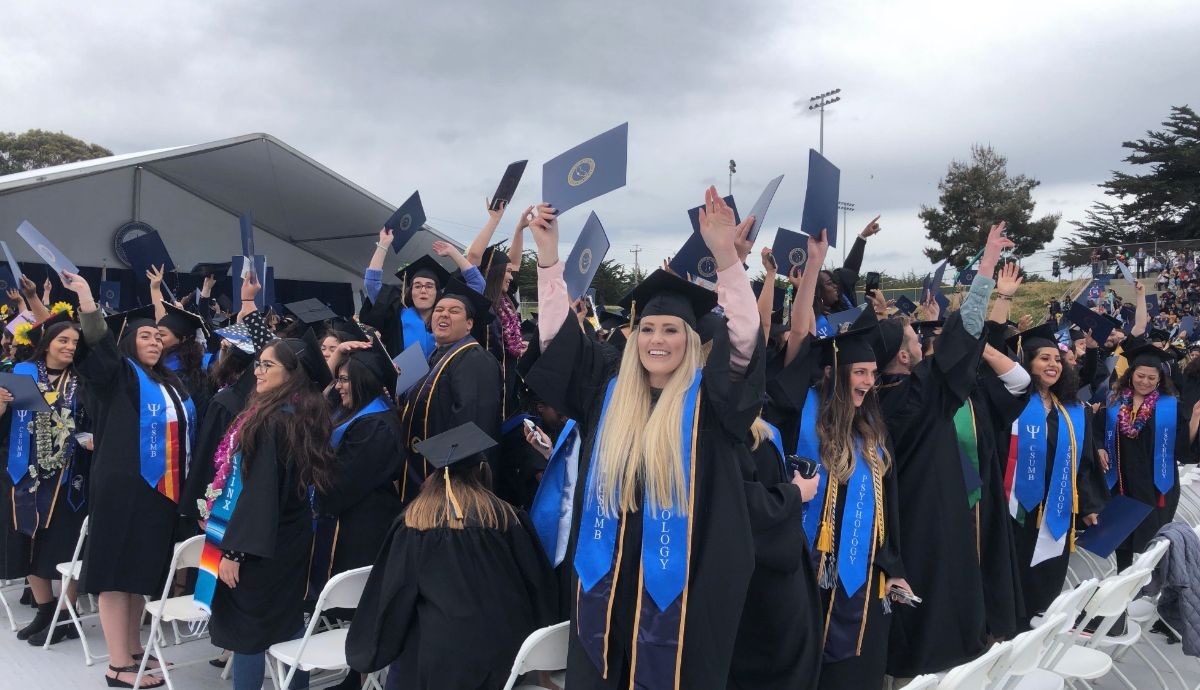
1125,538,1189,690
936,641,1011,689
43,515,107,665
1076,568,1168,690
992,613,1067,690
1036,579,1114,685
132,535,210,690
0,578,30,631
502,621,569,690
903,675,940,690
268,566,378,690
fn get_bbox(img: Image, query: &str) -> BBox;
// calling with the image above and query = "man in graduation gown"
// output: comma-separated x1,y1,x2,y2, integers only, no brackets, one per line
397,279,502,503
874,222,1012,677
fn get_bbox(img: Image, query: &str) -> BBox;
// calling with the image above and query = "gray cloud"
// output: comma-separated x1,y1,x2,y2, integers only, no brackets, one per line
2,0,1197,278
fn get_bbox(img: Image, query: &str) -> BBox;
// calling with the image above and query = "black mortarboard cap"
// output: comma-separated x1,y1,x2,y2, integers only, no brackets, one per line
278,328,333,388
480,243,511,275
191,262,232,278
284,298,338,325
1006,322,1060,358
436,279,494,325
1149,328,1171,343
330,317,370,343
1121,341,1176,371
104,305,157,342
158,302,205,338
216,294,232,312
819,307,878,366
394,255,451,289
598,310,629,331
871,318,907,369
415,422,498,470
347,338,397,390
912,319,945,343
618,269,718,330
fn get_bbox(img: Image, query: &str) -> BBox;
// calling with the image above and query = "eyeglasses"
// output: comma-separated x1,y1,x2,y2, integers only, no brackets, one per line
333,375,351,385
411,282,437,291
253,360,279,372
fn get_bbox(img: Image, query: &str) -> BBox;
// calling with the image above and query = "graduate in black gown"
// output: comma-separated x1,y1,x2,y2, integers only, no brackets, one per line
310,335,404,591
524,191,768,690
999,326,1108,626
0,315,91,646
1102,340,1198,572
873,223,1012,678
346,423,557,690
148,266,214,418
199,330,335,690
397,279,502,503
62,271,196,689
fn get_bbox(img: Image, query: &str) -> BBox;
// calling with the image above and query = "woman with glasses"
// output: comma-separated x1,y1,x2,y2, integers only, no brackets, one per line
195,329,336,690
308,336,404,596
60,271,196,689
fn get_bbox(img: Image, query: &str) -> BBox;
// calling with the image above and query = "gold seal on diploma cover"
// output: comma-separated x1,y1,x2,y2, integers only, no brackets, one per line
567,158,596,187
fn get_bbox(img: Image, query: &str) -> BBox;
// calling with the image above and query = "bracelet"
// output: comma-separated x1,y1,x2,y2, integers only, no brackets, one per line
996,293,1014,301
222,550,247,563
375,242,389,250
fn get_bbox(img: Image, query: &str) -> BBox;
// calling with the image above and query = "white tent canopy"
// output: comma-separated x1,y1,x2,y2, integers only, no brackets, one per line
0,133,457,286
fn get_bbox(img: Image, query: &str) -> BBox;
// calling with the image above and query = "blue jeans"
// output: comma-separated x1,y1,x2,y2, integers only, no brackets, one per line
232,626,310,690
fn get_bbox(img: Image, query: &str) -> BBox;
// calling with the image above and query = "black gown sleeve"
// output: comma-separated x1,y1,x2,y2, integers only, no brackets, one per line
221,417,287,558
358,285,405,356
345,521,419,673
524,314,617,423
700,321,766,441
73,314,124,393
318,416,403,516
875,443,906,580
928,311,985,412
1076,410,1110,517
508,510,561,626
449,350,502,441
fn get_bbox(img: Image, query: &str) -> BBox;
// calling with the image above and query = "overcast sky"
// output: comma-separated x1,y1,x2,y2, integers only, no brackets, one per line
3,0,1197,278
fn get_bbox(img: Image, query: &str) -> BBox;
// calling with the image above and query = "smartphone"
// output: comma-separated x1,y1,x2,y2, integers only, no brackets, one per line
523,419,551,449
785,455,819,480
865,271,881,294
73,432,93,445
889,586,922,606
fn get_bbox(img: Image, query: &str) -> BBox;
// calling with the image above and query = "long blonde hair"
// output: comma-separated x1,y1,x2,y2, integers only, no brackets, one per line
749,416,773,451
593,324,704,517
404,462,517,531
816,362,892,484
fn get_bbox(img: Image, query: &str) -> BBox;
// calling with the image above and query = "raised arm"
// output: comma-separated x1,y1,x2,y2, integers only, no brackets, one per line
758,248,778,344
18,276,50,322
363,228,393,303
958,222,1013,338
784,230,830,366
465,200,508,266
147,264,167,322
988,261,1023,325
509,206,532,266
1131,280,1148,337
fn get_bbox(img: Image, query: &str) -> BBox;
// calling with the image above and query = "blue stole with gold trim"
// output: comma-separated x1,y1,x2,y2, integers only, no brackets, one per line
574,370,702,689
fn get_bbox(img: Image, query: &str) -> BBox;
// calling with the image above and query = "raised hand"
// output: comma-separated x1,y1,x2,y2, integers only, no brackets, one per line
807,228,830,270
528,203,560,266
761,247,778,274
486,197,508,222
921,288,941,321
515,205,534,233
431,240,456,258
241,269,260,303
1017,314,1033,332
734,215,755,263
859,215,882,239
377,227,394,249
695,186,739,271
980,221,1014,277
996,261,1023,296
146,264,165,291
18,275,38,300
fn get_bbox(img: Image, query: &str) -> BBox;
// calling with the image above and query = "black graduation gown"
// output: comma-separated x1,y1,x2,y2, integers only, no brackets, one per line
318,411,404,574
209,414,311,654
359,284,408,357
486,311,521,422
997,399,1108,622
398,342,502,503
74,323,192,596
180,368,256,521
1108,396,1191,556
345,509,558,690
967,369,1028,638
878,313,988,677
524,313,764,690
496,419,550,511
765,337,904,690
729,435,823,690
0,374,91,581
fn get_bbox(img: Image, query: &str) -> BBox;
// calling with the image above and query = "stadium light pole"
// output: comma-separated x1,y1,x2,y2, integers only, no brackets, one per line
802,88,842,155
838,200,855,263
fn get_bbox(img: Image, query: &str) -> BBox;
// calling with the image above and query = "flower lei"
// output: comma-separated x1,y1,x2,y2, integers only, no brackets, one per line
198,409,251,520
26,362,79,488
496,296,526,358
1117,387,1158,438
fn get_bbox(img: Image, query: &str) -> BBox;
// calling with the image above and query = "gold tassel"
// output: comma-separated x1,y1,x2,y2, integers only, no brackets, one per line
444,468,463,520
629,299,638,329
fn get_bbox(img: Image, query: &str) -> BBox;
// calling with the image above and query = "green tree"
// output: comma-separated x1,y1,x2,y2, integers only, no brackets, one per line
1057,202,1128,268
0,129,112,175
920,144,1059,266
513,251,638,306
1101,105,1200,238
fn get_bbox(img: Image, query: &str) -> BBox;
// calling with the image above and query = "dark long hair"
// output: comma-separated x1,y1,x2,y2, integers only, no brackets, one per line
29,322,82,366
167,335,207,376
119,327,185,390
816,361,892,484
482,261,512,310
1113,361,1178,398
236,342,335,493
209,346,252,390
1024,345,1081,403
334,357,387,417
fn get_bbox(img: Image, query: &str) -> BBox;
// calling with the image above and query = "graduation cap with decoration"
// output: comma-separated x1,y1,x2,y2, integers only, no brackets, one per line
414,422,499,520
618,269,718,330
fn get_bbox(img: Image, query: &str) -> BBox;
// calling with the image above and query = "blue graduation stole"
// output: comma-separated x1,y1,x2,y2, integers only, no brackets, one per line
163,351,215,372
5,362,37,485
1153,397,1177,496
1105,402,1120,489
1014,397,1084,538
806,444,878,597
501,413,533,437
815,315,832,338
400,307,435,358
1014,398,1053,512
529,419,578,565
763,420,786,474
129,360,194,498
795,388,824,548
574,370,703,686
194,450,244,614
307,396,392,599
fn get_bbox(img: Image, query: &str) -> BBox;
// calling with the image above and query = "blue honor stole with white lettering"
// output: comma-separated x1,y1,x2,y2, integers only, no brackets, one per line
400,307,436,358
1010,397,1085,540
1105,395,1176,501
6,362,81,536
194,449,244,614
130,360,195,501
574,370,702,688
307,396,392,600
529,419,578,565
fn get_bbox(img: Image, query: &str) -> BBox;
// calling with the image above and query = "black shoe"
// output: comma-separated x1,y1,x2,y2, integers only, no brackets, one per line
27,619,78,646
19,587,33,607
16,602,55,641
1151,619,1182,644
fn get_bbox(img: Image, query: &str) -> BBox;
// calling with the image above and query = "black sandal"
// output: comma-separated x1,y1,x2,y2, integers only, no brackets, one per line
105,663,165,688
